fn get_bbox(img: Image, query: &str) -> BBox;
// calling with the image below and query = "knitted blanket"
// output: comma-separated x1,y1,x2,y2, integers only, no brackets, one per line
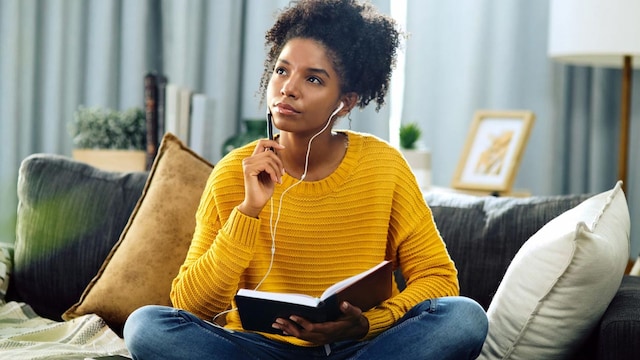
0,301,130,360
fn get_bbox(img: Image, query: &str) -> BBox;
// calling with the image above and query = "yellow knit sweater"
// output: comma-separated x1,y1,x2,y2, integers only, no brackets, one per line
171,130,459,347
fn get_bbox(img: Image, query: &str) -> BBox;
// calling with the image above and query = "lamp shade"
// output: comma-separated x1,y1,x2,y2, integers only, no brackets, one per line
548,0,640,68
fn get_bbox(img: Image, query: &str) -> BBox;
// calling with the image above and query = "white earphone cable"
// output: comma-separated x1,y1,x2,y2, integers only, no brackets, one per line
255,102,344,291
213,103,344,326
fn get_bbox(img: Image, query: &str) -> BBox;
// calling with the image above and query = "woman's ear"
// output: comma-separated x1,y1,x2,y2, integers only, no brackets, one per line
339,93,358,116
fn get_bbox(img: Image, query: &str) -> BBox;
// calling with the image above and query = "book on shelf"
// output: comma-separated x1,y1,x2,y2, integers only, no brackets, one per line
164,83,180,140
143,73,159,170
234,260,393,334
155,74,167,139
190,94,215,160
177,86,192,144
164,83,192,144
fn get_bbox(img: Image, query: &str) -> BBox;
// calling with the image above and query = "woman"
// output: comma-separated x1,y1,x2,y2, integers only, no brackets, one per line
123,1,488,359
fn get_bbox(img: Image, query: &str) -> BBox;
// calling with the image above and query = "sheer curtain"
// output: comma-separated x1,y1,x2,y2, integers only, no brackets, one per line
403,0,557,194
402,0,639,256
160,0,244,161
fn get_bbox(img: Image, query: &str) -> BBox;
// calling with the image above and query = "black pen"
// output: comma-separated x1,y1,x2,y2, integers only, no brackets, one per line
266,110,275,151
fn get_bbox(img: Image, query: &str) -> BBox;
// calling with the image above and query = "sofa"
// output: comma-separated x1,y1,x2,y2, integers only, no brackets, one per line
1,133,639,359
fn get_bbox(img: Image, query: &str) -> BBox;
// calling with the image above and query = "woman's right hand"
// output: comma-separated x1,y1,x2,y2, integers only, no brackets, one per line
238,139,285,218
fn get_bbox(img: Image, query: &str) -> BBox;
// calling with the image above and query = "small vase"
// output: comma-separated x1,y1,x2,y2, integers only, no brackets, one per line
402,149,432,190
72,149,147,172
222,119,268,156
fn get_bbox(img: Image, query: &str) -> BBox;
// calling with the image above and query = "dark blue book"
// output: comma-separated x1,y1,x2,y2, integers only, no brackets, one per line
234,260,392,334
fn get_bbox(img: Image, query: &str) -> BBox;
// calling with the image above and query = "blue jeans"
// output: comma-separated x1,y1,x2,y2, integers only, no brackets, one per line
123,296,487,360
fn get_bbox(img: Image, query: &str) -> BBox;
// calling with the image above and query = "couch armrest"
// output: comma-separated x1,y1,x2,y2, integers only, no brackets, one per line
596,275,640,359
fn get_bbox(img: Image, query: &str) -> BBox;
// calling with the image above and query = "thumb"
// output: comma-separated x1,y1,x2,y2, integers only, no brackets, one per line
340,301,362,317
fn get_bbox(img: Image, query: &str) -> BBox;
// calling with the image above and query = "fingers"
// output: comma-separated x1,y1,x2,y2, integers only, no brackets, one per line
339,301,362,317
272,318,298,336
244,152,283,184
249,140,285,182
238,140,285,217
252,139,284,155
270,303,368,345
244,140,284,178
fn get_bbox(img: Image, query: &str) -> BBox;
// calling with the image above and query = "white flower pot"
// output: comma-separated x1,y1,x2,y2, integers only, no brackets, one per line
402,149,432,190
72,149,147,172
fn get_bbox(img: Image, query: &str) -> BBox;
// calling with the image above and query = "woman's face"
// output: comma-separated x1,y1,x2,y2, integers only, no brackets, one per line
266,38,343,137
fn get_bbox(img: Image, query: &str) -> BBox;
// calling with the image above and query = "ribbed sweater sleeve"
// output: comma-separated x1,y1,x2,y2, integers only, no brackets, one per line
170,153,261,318
170,131,459,346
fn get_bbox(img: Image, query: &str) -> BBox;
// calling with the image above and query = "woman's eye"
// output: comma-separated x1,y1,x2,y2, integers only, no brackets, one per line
275,67,286,75
308,76,321,84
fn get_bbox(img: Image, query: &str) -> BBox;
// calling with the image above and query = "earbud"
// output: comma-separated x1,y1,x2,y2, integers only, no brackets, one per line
332,101,345,117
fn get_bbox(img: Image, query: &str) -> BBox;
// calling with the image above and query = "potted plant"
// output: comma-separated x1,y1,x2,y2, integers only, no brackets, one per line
399,122,422,150
399,122,431,190
69,106,147,172
222,118,268,156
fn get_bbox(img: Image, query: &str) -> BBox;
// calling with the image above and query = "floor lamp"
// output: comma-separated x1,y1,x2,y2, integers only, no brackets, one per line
548,0,640,193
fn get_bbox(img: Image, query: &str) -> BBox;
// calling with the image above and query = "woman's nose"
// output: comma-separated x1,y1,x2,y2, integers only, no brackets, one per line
280,77,300,98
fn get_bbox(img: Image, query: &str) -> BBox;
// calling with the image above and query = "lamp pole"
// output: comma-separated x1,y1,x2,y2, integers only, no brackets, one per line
619,55,632,193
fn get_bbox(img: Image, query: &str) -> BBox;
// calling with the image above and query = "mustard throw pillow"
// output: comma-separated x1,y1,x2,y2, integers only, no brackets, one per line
63,133,214,335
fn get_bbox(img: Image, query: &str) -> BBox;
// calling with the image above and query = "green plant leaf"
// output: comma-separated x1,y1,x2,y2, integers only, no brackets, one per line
399,123,422,149
69,106,146,150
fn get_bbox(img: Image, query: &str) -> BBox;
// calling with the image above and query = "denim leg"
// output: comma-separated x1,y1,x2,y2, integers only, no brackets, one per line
351,296,488,360
123,305,351,360
124,305,270,359
124,298,487,360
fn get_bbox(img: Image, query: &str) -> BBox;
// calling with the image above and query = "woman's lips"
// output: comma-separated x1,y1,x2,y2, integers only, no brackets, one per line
274,103,299,115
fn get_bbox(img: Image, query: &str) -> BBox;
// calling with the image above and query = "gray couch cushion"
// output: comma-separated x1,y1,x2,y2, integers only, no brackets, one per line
597,275,640,359
7,154,147,320
424,191,591,309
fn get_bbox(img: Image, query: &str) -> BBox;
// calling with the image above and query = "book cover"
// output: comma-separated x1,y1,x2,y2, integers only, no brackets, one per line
190,94,215,160
234,260,392,334
164,83,180,139
143,73,158,170
177,86,192,144
156,74,167,140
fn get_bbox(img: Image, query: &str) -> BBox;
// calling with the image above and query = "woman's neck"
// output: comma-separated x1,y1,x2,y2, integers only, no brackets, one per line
277,131,348,181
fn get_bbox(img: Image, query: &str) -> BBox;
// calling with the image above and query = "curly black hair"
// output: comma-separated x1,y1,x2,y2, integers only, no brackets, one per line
259,0,402,111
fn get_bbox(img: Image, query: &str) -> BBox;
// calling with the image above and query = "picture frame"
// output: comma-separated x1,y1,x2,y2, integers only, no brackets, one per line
451,110,535,193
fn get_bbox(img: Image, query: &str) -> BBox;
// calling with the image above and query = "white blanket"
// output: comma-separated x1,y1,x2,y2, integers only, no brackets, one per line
0,301,130,360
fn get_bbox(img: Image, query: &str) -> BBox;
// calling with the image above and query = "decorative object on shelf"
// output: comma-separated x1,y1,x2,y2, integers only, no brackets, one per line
68,106,147,172
548,0,640,193
222,118,268,156
399,122,421,150
399,122,431,190
630,253,640,276
451,110,535,193
144,72,169,170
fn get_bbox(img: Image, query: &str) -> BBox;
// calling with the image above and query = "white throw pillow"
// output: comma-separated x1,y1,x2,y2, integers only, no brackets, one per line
479,181,630,360
0,245,11,303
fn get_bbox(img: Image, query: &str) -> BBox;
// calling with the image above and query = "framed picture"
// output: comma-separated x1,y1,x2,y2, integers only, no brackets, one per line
451,110,535,193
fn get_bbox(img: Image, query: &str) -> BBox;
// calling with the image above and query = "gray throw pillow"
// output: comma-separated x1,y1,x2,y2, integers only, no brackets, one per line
7,154,147,320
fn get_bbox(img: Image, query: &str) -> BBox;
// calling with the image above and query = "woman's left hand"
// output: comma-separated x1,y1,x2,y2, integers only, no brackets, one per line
272,301,369,345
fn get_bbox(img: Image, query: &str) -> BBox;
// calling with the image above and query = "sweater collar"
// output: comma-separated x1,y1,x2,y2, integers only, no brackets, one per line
278,130,362,195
